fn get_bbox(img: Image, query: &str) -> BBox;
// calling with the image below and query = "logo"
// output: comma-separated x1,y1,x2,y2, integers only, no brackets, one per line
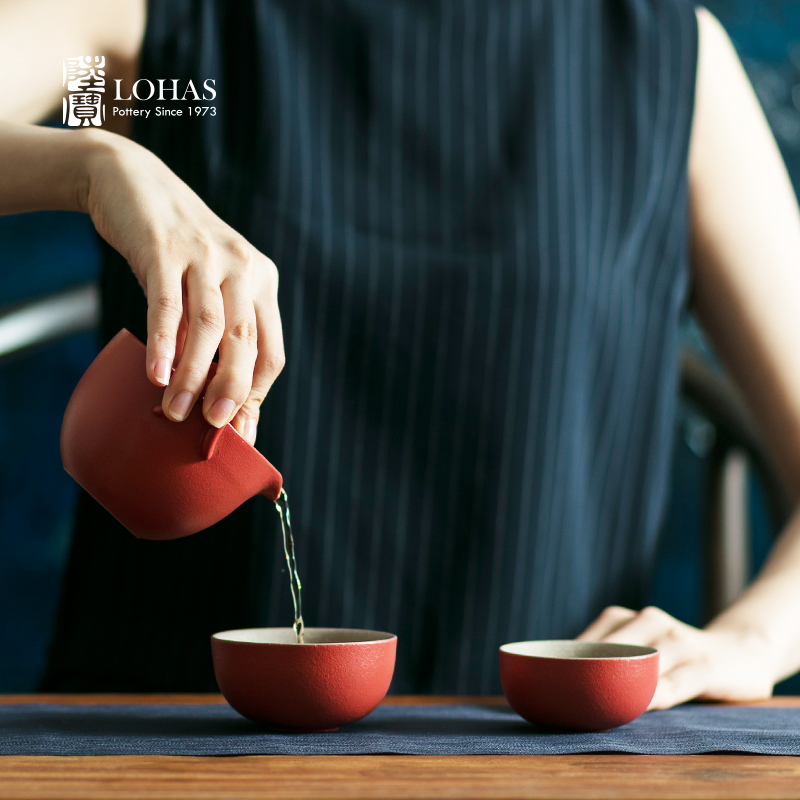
61,58,217,126
62,57,106,127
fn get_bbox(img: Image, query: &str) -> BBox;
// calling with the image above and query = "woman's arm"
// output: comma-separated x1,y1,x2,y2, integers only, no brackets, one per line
0,119,285,443
577,7,800,708
687,6,800,685
0,1,284,442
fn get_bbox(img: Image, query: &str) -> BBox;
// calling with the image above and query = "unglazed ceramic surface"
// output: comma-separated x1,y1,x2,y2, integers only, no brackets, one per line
60,328,283,540
211,628,397,732
499,640,659,731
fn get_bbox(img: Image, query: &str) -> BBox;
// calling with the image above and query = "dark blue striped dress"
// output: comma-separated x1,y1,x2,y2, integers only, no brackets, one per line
44,0,698,694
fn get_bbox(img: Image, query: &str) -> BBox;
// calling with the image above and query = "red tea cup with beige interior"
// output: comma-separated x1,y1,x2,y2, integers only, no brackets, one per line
499,640,659,731
211,628,398,732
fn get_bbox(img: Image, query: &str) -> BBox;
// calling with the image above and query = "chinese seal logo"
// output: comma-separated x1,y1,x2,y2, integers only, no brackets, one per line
62,57,106,127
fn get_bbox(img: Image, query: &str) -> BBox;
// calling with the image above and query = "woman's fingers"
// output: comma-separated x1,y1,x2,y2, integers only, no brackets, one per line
580,606,696,674
596,606,683,650
162,270,226,422
175,308,188,362
145,271,184,387
202,274,259,428
651,633,697,676
575,606,637,642
577,606,700,711
227,257,284,444
580,608,778,711
578,606,688,650
649,661,708,710
149,243,281,431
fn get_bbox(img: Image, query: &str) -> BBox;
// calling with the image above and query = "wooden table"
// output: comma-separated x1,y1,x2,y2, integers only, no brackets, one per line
1,695,799,800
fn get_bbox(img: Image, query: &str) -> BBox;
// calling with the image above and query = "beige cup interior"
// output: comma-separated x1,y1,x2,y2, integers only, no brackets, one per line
500,640,657,659
213,627,396,644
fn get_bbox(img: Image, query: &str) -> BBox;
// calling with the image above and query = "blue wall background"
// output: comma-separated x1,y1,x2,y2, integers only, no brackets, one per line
1,1,800,693
0,213,99,690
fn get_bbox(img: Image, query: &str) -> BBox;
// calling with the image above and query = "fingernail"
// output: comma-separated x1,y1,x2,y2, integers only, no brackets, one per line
208,398,236,427
244,418,257,445
154,358,171,386
168,391,193,421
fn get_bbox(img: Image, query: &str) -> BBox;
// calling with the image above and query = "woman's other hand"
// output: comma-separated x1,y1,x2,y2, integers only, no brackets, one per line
576,605,775,710
82,131,285,444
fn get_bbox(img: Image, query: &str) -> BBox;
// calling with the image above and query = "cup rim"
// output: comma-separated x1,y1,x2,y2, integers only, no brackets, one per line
499,639,658,660
211,627,397,645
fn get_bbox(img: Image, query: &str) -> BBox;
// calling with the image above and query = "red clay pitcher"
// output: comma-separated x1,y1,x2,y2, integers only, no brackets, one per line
60,328,283,540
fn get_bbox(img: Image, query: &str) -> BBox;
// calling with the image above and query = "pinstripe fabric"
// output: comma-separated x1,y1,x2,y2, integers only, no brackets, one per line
43,0,699,694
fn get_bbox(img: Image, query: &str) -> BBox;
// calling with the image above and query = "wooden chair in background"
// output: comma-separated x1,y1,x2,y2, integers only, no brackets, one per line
681,352,793,622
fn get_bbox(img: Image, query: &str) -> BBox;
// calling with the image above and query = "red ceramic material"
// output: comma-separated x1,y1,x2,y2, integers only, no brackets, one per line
499,640,659,732
211,628,397,732
60,328,283,540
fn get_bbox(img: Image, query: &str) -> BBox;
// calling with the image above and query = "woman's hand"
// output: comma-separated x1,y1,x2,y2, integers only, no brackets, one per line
80,131,285,443
576,606,776,709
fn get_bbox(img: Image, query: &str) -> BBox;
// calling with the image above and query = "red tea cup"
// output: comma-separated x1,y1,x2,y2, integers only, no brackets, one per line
211,628,397,732
60,328,283,540
499,640,659,731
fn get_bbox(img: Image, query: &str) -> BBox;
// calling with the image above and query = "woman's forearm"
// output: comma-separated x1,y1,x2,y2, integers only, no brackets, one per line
0,120,114,215
1,117,286,443
706,506,800,683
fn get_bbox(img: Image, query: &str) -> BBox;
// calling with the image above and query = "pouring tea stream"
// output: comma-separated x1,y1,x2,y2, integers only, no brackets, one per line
61,328,305,642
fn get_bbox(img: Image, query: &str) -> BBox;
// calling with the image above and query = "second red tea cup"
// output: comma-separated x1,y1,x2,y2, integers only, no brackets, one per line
499,640,659,731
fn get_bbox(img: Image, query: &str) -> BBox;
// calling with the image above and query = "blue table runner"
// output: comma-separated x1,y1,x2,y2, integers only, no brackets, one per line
2,703,800,756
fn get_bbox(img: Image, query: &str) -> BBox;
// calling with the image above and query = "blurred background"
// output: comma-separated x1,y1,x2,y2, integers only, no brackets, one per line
2,0,800,693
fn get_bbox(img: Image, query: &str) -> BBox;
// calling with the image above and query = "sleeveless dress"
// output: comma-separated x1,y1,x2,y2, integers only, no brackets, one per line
43,0,698,693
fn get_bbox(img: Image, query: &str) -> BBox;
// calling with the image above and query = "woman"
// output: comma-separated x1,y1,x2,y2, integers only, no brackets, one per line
2,0,799,704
